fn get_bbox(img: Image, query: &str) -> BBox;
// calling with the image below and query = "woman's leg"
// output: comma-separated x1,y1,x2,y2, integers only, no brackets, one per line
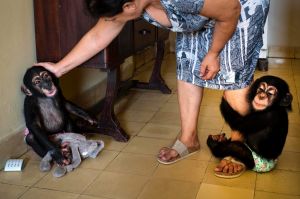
214,86,250,176
158,80,202,161
223,86,250,116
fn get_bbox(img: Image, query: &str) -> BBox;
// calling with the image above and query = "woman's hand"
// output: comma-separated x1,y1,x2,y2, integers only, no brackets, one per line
200,51,220,80
34,62,62,77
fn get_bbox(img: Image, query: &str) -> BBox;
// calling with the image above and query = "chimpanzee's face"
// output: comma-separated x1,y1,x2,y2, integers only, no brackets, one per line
32,70,57,97
252,82,278,111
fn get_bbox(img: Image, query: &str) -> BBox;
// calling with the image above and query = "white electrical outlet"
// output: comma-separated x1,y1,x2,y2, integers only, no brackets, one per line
4,159,24,171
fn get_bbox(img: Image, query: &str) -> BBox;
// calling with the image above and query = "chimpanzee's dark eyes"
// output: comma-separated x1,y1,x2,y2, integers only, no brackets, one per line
266,86,277,96
267,92,274,96
34,79,41,85
257,87,264,93
41,72,51,80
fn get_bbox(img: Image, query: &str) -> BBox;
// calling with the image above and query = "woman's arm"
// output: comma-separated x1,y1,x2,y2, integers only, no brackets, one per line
36,18,126,77
199,0,241,80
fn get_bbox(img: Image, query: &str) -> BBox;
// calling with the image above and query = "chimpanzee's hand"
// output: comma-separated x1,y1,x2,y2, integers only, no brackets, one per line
61,142,72,164
50,148,71,166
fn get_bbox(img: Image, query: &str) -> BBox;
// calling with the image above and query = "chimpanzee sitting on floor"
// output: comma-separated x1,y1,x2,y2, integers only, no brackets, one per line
22,66,102,176
207,75,292,178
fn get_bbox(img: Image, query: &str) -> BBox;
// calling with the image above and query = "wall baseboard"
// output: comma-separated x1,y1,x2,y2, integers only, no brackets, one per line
0,130,28,170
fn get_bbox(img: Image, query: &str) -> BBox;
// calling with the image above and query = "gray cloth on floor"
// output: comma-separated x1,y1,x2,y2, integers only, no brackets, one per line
40,132,104,177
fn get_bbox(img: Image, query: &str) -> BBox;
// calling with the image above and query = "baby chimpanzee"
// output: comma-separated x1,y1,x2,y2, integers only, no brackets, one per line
207,75,292,178
22,66,99,169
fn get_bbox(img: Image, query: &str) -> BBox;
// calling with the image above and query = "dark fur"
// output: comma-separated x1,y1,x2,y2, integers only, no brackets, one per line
207,75,292,169
22,66,98,165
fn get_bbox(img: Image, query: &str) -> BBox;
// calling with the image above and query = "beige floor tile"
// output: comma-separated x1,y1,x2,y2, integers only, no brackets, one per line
196,183,254,199
84,171,148,199
295,48,300,59
167,93,179,103
288,122,300,138
150,111,181,125
19,188,78,199
292,60,300,74
105,152,158,176
187,148,212,162
119,121,146,136
288,112,300,124
159,102,180,113
138,123,180,139
136,92,172,102
256,169,300,195
221,123,232,132
201,96,222,106
124,98,165,112
164,77,178,91
34,168,100,193
117,110,156,123
78,195,109,199
203,89,224,97
0,160,46,186
284,136,300,153
294,75,300,87
199,105,223,118
203,162,256,190
79,150,119,170
97,135,128,151
254,191,300,199
153,159,208,183
21,149,42,162
122,136,173,155
198,116,224,130
276,151,300,171
0,183,28,199
114,94,138,115
138,178,200,199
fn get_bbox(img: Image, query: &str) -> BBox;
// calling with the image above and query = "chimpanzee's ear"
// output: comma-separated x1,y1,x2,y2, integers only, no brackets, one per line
21,85,32,96
280,92,293,107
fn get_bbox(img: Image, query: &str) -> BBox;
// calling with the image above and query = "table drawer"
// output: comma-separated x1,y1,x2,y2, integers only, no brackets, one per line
134,19,156,52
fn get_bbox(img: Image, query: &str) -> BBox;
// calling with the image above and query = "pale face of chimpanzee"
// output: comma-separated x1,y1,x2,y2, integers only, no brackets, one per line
252,82,278,111
32,71,57,97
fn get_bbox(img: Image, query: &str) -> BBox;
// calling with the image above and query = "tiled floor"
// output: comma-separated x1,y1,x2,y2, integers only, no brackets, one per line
1,53,300,199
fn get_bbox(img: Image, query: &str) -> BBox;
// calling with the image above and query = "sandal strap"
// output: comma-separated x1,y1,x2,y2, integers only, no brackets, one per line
171,139,189,157
223,156,245,166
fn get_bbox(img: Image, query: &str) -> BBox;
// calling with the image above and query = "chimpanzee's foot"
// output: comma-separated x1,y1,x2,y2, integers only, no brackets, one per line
214,156,246,179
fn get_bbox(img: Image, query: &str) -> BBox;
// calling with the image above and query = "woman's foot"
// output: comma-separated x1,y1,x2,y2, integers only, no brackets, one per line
157,136,200,164
214,156,246,178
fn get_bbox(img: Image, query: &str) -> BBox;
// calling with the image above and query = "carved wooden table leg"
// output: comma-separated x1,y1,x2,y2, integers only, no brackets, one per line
95,68,130,142
133,41,172,94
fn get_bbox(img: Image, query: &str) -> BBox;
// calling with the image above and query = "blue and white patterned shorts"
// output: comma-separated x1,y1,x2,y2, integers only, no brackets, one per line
143,0,270,90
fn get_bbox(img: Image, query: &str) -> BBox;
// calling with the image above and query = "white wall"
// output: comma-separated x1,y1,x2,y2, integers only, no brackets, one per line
268,0,300,47
0,1,36,140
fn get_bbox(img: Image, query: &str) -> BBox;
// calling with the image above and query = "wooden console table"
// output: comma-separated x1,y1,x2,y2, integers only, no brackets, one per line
34,0,170,142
